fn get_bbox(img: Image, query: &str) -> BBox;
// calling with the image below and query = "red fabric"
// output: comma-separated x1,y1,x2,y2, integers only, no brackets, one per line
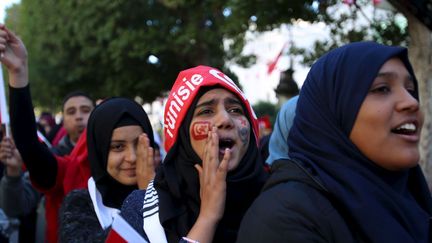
30,129,91,243
51,126,67,146
62,129,91,193
163,65,259,152
258,115,271,130
105,230,127,243
343,0,356,5
105,215,145,243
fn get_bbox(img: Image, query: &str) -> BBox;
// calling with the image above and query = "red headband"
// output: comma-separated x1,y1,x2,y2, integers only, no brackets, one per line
164,65,258,152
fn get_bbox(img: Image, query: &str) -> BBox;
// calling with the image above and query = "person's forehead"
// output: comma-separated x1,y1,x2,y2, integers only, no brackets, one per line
199,88,239,102
63,96,93,109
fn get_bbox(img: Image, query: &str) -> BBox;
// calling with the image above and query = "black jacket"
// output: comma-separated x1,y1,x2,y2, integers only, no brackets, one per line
237,159,362,243
59,189,109,242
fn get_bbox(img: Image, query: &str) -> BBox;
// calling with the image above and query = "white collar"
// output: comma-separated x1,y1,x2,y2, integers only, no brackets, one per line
88,177,120,229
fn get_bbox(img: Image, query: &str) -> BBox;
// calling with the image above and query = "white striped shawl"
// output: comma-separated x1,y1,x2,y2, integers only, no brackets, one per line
142,180,168,243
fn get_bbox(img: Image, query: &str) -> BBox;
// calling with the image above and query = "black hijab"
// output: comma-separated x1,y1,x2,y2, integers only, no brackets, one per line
155,87,268,243
87,97,154,209
288,42,432,242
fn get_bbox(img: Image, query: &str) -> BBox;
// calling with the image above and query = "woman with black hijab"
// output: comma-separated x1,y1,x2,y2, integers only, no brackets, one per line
0,25,157,242
59,97,155,242
120,66,268,243
237,42,432,243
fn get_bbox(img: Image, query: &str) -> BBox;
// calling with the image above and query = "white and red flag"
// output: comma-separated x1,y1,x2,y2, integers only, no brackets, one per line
105,214,148,243
267,42,287,75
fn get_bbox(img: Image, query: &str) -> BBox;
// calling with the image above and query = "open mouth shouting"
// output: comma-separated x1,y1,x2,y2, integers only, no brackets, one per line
218,137,235,156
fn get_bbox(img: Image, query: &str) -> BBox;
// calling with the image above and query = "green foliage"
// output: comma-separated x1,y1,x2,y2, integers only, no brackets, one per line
252,100,277,125
15,0,182,109
4,3,20,30
7,0,260,110
4,0,408,110
292,1,408,66
226,0,318,31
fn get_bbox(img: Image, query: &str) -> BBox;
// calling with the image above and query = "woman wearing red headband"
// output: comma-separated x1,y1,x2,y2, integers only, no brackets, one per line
120,66,268,243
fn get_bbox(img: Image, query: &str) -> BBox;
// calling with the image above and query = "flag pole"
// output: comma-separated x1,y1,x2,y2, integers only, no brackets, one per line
0,64,10,138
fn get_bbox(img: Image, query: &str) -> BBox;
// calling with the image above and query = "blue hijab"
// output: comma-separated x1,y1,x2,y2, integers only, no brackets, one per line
265,95,298,165
288,42,432,242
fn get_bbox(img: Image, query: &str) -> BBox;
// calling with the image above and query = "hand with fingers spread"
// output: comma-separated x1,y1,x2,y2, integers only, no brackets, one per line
188,126,230,243
0,24,28,88
136,133,156,190
0,137,24,177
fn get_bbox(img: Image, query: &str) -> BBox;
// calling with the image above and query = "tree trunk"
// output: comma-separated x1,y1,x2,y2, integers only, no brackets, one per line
405,12,432,190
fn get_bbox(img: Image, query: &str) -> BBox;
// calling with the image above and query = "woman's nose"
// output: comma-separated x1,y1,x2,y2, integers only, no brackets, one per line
215,110,234,129
396,88,419,113
125,146,137,163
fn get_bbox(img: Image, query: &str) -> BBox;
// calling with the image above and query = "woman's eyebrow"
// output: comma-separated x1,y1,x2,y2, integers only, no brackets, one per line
196,99,216,109
376,71,397,79
225,97,241,105
376,71,412,81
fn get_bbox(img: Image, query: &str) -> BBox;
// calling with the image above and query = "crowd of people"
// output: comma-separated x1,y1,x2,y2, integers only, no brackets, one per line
0,23,431,243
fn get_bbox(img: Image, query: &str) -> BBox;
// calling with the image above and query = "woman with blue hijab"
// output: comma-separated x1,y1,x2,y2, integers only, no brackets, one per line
265,95,298,166
237,42,432,243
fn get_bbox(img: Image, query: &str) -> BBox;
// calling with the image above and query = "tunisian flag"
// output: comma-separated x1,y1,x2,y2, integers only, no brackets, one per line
267,42,287,75
105,215,148,243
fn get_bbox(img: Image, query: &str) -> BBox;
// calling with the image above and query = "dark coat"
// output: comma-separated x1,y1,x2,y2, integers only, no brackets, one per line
237,159,363,243
59,189,109,242
51,135,74,156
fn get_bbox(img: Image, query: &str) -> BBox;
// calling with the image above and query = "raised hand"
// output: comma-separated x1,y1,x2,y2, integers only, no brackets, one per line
188,126,230,243
0,25,28,88
136,133,156,190
0,137,23,177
